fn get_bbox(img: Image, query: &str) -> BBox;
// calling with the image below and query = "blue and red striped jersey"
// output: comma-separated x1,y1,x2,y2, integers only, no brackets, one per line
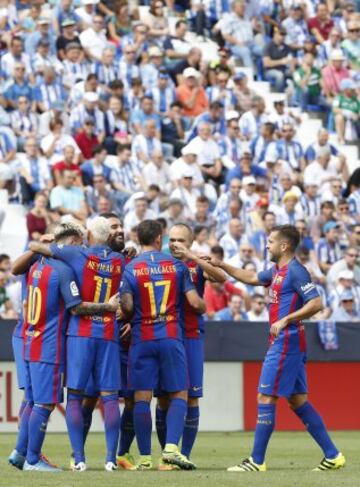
23,258,82,364
50,243,125,342
13,255,39,339
120,250,195,344
257,258,319,352
183,260,205,339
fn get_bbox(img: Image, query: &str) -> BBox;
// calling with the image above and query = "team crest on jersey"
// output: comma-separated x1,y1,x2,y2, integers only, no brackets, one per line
70,281,80,296
275,275,283,284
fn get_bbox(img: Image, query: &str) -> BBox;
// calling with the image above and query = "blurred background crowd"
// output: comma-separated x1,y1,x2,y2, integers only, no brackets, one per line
0,0,359,323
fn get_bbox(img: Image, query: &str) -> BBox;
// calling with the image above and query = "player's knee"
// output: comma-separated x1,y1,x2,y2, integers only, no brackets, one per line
39,403,55,412
169,390,188,401
188,397,199,407
67,388,83,396
288,393,308,410
100,390,117,397
134,390,152,403
257,393,277,405
157,395,170,411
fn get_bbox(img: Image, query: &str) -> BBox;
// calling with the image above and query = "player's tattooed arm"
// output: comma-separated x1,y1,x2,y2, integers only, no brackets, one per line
28,241,53,257
120,293,134,320
71,293,120,315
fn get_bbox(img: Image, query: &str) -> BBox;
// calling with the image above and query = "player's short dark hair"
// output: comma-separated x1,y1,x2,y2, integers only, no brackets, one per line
272,225,300,251
148,184,160,192
0,253,10,264
92,144,106,156
196,195,209,205
175,19,187,29
137,219,162,245
194,225,207,237
156,217,167,230
100,212,121,222
108,79,124,90
262,211,275,221
211,244,224,259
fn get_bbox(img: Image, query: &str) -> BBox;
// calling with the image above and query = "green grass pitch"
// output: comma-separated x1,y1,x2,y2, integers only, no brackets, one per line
1,431,358,487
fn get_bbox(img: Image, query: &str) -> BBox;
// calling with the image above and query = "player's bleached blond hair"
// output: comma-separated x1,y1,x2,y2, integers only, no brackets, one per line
87,216,111,244
54,222,84,241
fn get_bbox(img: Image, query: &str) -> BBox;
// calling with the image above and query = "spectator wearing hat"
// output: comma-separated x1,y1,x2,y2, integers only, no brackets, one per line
149,70,176,116
322,49,350,102
318,28,343,65
169,143,204,188
333,78,359,144
246,194,271,234
273,190,304,225
232,71,255,113
330,289,360,321
341,19,360,71
70,91,105,141
34,66,67,113
176,67,208,118
76,0,99,27
53,1,81,35
293,53,328,111
263,27,294,92
79,14,108,62
316,220,342,274
240,175,259,215
74,116,100,159
239,95,267,141
161,101,186,157
140,45,165,90
308,3,334,44
2,62,35,111
169,166,204,219
25,17,56,57
56,18,80,60
206,70,237,113
329,267,360,315
62,43,90,88
220,0,263,70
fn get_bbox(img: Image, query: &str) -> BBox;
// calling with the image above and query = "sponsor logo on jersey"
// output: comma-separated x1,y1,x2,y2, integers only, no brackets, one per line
70,281,80,296
301,282,315,294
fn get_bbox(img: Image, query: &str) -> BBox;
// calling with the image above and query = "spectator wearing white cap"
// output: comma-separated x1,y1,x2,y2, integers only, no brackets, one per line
322,49,350,103
70,91,105,142
328,269,360,313
327,246,360,290
333,78,359,144
316,220,343,274
169,144,203,188
75,0,99,28
175,67,209,118
330,289,360,322
239,175,259,215
79,14,108,62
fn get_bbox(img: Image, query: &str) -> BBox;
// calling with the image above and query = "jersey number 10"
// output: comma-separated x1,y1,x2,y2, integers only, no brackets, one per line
27,285,42,325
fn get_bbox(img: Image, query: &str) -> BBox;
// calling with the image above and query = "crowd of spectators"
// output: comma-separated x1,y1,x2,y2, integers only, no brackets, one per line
0,0,360,322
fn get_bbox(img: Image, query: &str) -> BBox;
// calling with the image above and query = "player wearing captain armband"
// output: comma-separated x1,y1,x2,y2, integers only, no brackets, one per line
29,217,125,472
120,220,206,471
209,224,345,473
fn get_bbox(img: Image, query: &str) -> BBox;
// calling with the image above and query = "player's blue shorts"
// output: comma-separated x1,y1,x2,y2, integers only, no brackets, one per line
128,339,188,392
24,360,64,404
66,336,120,392
83,374,99,398
258,347,308,398
185,337,204,398
12,335,26,390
